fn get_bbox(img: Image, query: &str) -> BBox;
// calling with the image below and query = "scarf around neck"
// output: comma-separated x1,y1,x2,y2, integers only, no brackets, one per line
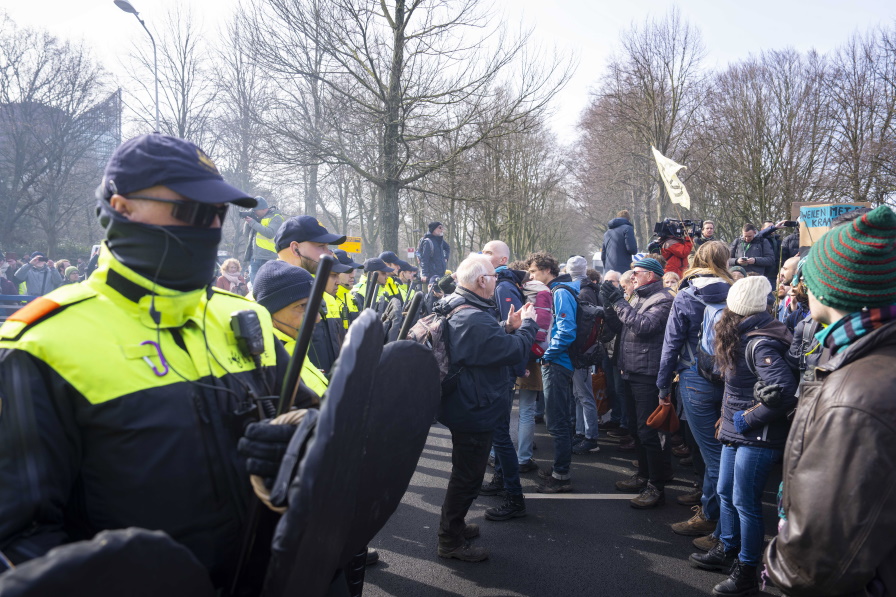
816,305,896,355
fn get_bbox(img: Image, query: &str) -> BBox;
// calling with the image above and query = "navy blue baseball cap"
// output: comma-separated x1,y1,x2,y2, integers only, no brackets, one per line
334,249,363,269
398,261,418,272
98,134,257,208
364,258,394,273
275,216,347,252
378,251,400,264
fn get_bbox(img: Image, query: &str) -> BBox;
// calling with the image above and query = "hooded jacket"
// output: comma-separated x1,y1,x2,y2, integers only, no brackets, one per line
417,233,450,280
765,319,896,596
601,217,639,274
544,274,580,372
717,312,797,449
13,263,63,296
656,275,730,390
435,287,537,432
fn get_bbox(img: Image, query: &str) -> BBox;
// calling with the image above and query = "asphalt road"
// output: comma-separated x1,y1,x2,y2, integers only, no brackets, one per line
364,403,783,597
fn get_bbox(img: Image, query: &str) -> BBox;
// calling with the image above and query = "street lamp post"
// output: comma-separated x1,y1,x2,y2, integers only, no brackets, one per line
113,0,159,132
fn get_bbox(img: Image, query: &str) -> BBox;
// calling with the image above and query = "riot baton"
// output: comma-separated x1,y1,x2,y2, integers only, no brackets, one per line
397,292,424,340
363,272,379,310
277,254,335,416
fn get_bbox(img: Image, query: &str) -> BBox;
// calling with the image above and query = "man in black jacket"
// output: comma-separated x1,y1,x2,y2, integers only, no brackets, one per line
601,257,675,509
728,224,773,277
436,254,538,563
417,222,451,285
602,210,639,274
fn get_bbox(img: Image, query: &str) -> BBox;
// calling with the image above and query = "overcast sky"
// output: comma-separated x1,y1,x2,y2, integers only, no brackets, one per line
3,0,894,143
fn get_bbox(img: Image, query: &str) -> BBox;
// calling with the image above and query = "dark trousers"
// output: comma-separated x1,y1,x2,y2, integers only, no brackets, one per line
438,429,493,549
492,390,522,495
624,377,673,490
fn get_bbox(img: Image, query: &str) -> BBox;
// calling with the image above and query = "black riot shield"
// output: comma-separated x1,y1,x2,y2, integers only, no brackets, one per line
0,528,214,597
340,340,440,562
262,309,383,597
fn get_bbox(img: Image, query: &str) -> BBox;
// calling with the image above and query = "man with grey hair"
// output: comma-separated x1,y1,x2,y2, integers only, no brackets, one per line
435,254,538,562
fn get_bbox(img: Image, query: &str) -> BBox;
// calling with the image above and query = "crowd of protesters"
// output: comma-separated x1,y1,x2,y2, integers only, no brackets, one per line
2,197,894,597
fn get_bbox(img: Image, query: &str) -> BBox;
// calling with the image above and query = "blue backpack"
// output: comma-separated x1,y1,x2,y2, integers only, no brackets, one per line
680,286,726,384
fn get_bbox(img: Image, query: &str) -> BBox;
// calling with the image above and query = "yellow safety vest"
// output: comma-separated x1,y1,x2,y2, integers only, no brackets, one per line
272,327,329,399
254,215,278,253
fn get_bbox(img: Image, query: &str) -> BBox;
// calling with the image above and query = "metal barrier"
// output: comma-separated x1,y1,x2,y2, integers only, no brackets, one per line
0,295,38,323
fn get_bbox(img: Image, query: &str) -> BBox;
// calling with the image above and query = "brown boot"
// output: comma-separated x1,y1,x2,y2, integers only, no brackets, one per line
671,505,717,536
677,488,703,506
438,541,489,562
693,534,719,552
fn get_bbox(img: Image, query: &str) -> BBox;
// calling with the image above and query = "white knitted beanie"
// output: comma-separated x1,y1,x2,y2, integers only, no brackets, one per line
726,276,771,316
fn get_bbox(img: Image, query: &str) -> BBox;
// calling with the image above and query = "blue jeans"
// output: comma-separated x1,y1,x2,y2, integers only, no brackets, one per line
603,357,628,429
249,258,270,284
542,363,574,478
517,389,537,463
492,389,522,495
678,365,724,526
573,367,598,440
717,444,782,566
534,391,545,418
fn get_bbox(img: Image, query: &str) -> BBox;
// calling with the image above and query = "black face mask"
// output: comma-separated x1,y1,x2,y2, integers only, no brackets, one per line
98,200,221,292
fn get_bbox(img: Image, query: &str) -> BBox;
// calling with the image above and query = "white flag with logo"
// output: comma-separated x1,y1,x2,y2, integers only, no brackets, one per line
651,146,690,210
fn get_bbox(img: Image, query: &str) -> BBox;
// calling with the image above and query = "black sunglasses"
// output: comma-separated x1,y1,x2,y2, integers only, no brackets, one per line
125,195,228,228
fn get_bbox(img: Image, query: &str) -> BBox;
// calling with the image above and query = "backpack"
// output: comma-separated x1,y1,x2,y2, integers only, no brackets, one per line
680,287,726,384
414,237,431,266
405,303,474,395
521,282,553,358
551,283,605,369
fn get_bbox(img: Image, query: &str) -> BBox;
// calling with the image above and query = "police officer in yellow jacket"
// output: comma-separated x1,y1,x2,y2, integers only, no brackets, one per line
243,196,284,284
333,249,364,329
0,134,289,588
273,216,350,377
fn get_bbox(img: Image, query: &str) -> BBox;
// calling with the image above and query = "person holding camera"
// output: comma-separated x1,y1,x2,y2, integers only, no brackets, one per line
14,251,63,296
728,224,773,277
243,196,284,285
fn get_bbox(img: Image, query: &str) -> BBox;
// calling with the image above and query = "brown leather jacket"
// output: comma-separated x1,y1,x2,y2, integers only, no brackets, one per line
764,319,896,596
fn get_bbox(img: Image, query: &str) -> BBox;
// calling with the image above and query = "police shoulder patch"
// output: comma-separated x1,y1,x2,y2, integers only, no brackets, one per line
8,297,62,325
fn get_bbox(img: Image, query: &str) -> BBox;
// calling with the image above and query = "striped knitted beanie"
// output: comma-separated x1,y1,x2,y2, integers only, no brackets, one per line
802,205,896,310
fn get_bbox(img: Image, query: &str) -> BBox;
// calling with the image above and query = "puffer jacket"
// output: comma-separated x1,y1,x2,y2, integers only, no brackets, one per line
656,275,730,390
601,217,638,274
765,319,896,597
661,237,693,277
717,312,797,448
436,287,537,433
606,279,673,379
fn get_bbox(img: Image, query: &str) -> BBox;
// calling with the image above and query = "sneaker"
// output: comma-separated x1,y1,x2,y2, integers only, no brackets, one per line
463,524,480,539
689,541,738,572
607,428,631,439
712,559,758,596
572,438,600,454
673,444,691,458
485,494,527,521
615,473,647,493
672,505,718,536
365,547,379,566
631,459,640,468
534,415,545,424
438,542,489,562
537,467,553,481
572,433,586,445
677,488,703,506
680,456,693,467
537,475,573,493
670,433,685,447
630,484,665,509
693,534,719,552
518,458,539,473
479,473,505,496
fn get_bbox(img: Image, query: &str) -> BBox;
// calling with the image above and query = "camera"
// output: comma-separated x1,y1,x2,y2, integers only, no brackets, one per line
239,211,260,222
653,218,702,240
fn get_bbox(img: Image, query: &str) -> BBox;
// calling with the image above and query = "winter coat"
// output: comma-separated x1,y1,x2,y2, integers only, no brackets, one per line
695,235,723,248
544,275,580,372
245,208,284,262
215,274,248,296
436,287,538,433
13,263,63,296
765,319,896,597
656,276,730,390
606,279,673,379
661,237,693,277
781,232,799,262
601,217,638,274
758,225,783,279
717,312,797,449
417,233,450,280
785,315,823,388
494,267,524,321
577,279,599,305
728,236,774,276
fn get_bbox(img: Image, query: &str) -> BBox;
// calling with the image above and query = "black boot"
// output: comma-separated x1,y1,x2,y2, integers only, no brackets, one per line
688,541,737,572
479,472,505,496
484,493,526,521
712,559,758,596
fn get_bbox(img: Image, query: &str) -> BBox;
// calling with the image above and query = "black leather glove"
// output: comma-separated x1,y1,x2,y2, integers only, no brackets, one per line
238,419,299,479
601,280,623,305
754,380,783,408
